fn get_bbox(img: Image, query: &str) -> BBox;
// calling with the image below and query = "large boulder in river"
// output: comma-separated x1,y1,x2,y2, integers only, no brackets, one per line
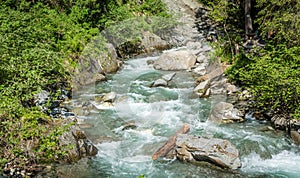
73,42,119,88
175,134,241,170
116,31,171,58
208,102,244,124
153,50,197,70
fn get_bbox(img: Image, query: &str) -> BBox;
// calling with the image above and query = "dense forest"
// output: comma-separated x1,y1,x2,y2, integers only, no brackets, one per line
198,0,300,120
0,0,169,173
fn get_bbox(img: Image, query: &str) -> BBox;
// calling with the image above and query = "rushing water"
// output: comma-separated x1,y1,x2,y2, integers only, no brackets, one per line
64,54,300,178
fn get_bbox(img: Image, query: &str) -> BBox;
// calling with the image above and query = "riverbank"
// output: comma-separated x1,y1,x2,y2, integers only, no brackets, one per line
44,0,300,177
0,1,171,177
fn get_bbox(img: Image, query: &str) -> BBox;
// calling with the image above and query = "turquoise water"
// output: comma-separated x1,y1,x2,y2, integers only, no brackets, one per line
67,55,300,178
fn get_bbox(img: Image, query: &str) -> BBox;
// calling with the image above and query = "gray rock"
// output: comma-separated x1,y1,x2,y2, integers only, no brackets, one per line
59,120,98,162
192,64,207,76
162,72,176,81
73,42,118,88
34,90,50,106
102,92,117,102
196,53,207,63
176,134,241,170
152,79,168,87
153,50,197,70
271,115,288,130
194,80,210,97
210,75,227,95
147,59,155,65
208,102,244,123
238,90,252,101
198,44,212,53
225,83,238,95
141,31,170,54
121,123,137,131
291,131,300,145
95,74,106,82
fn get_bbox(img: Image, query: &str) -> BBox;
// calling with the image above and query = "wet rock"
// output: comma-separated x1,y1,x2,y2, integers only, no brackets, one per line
175,134,241,170
259,126,275,132
194,80,210,97
34,90,50,106
152,79,168,87
204,88,211,97
95,73,107,83
101,92,117,102
59,120,98,162
225,83,238,95
121,123,137,131
208,102,244,124
271,115,288,130
153,50,197,70
291,131,300,145
147,59,155,65
162,72,176,81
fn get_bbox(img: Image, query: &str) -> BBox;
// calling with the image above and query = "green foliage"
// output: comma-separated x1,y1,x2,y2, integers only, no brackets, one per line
0,0,171,172
0,108,72,169
227,45,300,119
200,0,300,119
255,0,300,47
198,0,244,60
99,0,171,28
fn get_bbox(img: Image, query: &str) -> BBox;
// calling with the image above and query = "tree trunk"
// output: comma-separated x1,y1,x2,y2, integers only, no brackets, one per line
245,0,253,36
152,123,190,160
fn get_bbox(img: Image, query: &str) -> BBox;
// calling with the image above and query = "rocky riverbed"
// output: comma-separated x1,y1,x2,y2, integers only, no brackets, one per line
29,0,300,177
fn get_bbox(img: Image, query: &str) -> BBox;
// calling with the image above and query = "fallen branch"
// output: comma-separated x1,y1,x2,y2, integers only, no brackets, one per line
152,123,190,160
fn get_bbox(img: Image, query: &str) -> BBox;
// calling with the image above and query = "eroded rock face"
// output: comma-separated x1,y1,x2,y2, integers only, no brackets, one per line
73,42,118,88
141,31,171,54
59,121,98,162
153,50,196,70
208,102,244,124
175,134,241,170
116,31,171,58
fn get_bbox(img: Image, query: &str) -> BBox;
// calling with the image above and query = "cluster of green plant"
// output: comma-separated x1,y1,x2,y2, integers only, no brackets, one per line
197,0,244,62
198,0,300,119
227,45,300,119
0,0,170,172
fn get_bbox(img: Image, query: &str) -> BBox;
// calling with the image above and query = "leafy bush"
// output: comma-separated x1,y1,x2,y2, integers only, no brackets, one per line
197,0,300,119
227,45,300,119
0,0,171,172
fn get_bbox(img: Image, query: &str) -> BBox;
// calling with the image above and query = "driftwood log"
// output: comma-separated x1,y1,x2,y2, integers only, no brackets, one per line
152,123,190,160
